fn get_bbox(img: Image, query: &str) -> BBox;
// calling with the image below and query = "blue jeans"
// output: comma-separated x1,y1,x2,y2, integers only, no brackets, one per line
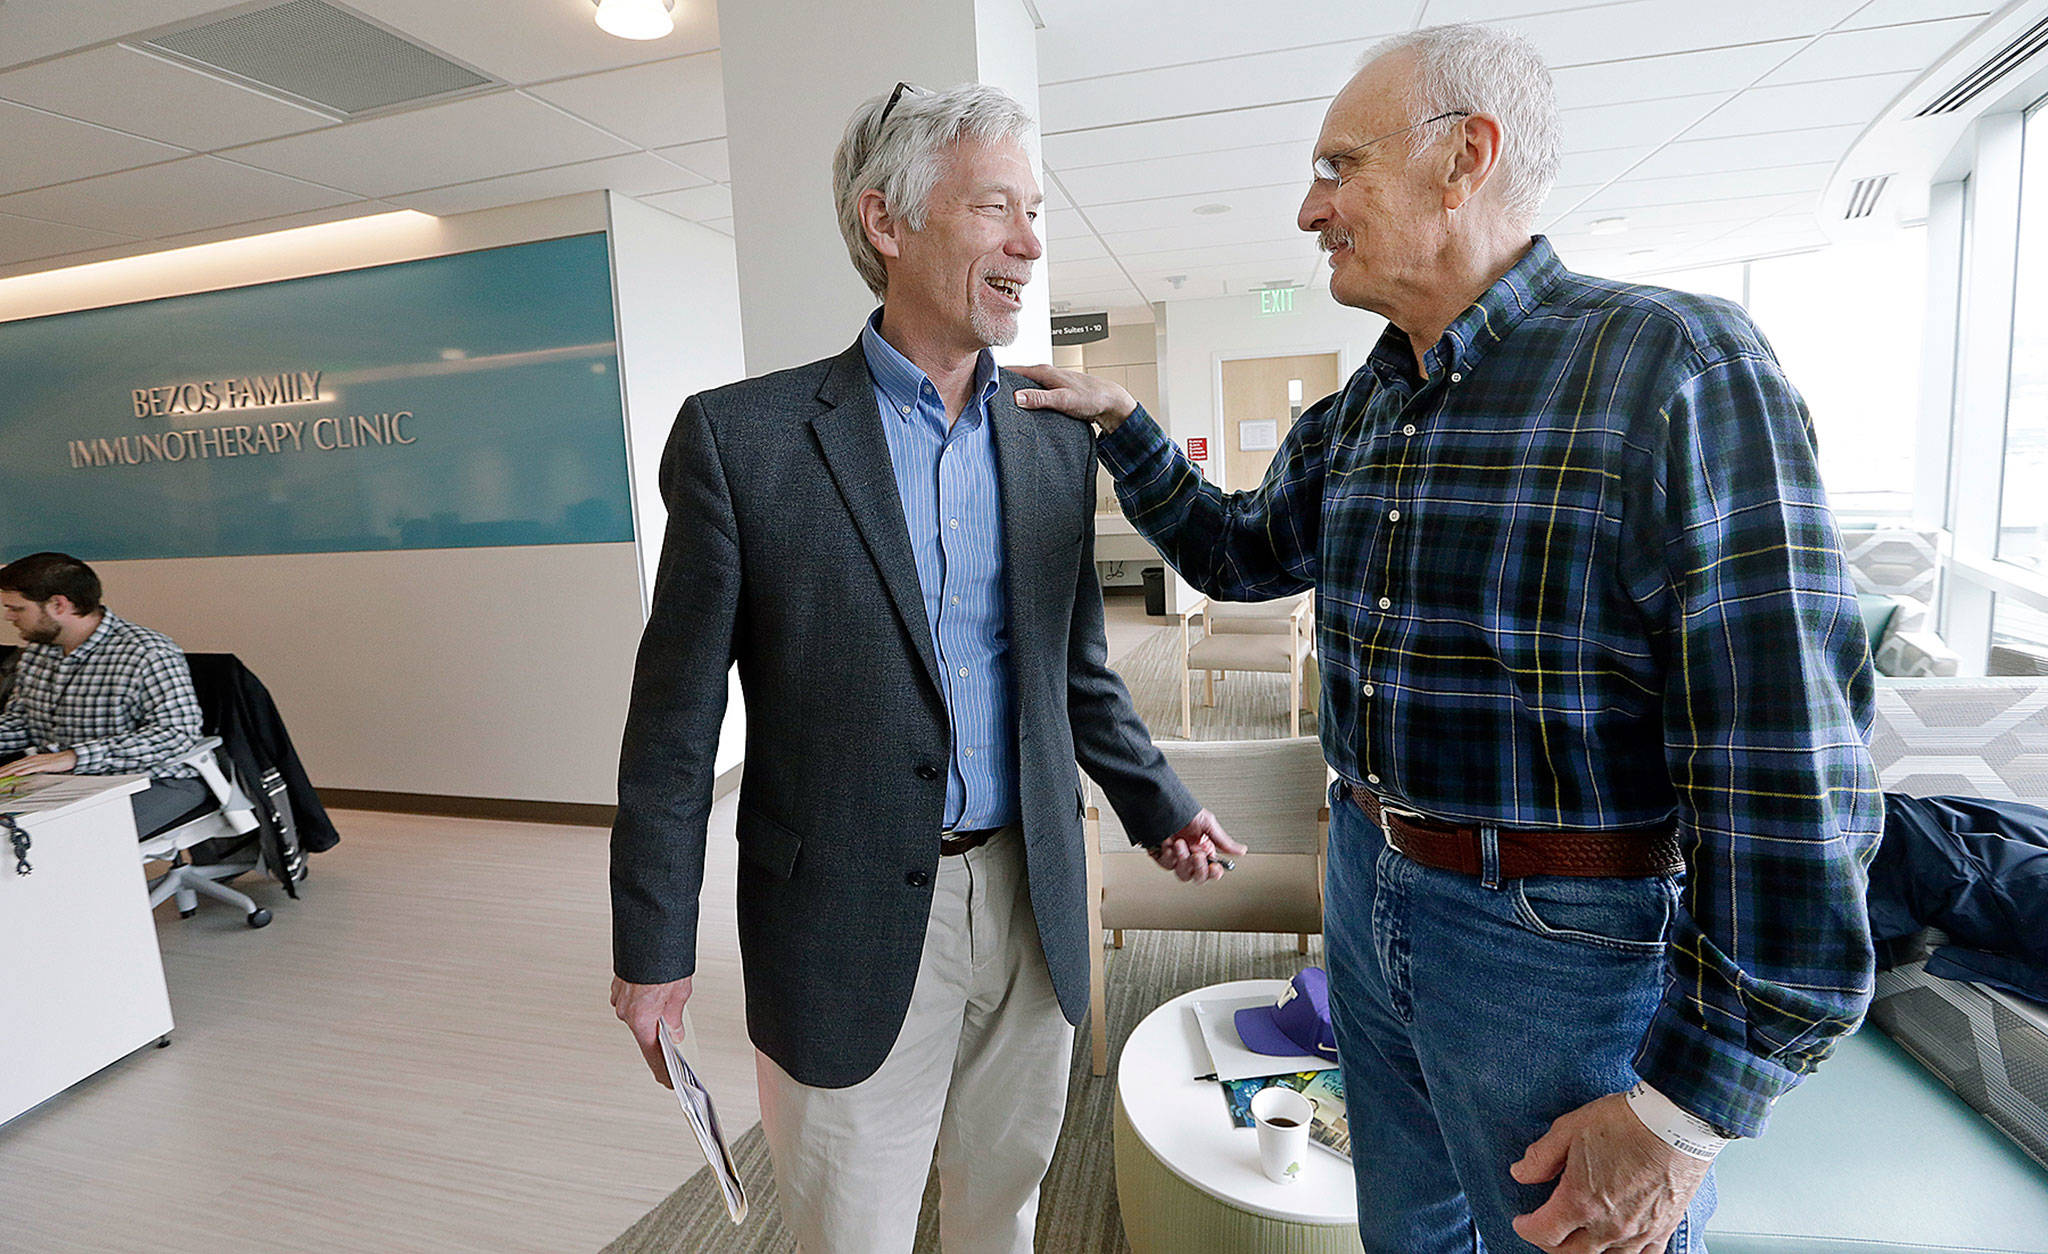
1324,785,1716,1253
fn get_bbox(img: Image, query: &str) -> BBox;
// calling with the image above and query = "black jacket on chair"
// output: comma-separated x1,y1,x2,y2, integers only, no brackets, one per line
185,653,340,883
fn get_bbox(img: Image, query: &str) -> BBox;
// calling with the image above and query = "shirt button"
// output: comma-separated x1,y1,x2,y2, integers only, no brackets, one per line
948,518,960,529
1361,683,1374,696
1378,596,1392,610
1450,372,1463,383
958,666,969,678
1387,509,1400,521
1366,773,1380,785
1402,423,1417,436
964,747,975,758
900,404,911,415
905,869,930,888
951,595,961,605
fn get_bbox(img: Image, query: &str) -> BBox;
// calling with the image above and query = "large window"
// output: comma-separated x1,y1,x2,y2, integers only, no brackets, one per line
2002,99,2048,571
1651,231,1928,525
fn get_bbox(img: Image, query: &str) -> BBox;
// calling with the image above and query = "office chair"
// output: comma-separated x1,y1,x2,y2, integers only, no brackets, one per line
138,737,274,928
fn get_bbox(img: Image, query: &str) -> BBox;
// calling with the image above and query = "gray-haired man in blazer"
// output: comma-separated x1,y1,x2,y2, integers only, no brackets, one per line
609,82,1243,1254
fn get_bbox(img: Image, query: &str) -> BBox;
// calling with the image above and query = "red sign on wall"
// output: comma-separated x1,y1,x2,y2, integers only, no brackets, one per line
1186,437,1209,461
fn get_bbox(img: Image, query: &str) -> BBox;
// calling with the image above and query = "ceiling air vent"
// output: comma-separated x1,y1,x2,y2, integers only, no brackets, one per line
1844,175,1891,220
137,0,495,119
1915,12,2048,117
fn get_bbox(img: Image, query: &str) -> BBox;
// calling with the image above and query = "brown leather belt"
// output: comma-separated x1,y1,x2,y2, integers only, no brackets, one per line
940,826,1002,857
1349,785,1683,879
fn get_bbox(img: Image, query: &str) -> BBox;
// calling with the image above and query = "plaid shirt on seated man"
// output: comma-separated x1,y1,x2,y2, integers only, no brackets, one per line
0,609,202,778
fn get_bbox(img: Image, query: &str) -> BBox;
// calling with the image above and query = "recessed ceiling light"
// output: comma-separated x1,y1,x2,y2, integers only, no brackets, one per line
1591,216,1628,236
1192,203,1232,215
593,0,676,40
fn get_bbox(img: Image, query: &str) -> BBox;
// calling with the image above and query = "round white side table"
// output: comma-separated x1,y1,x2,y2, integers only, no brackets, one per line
1114,978,1362,1253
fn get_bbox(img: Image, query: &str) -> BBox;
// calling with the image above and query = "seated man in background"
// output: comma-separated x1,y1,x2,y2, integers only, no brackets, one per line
0,551,208,838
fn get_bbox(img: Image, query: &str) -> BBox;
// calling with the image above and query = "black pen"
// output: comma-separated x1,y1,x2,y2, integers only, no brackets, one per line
1208,856,1236,871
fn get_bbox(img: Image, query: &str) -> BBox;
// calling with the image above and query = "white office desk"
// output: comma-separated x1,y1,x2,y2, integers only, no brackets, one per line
0,775,173,1126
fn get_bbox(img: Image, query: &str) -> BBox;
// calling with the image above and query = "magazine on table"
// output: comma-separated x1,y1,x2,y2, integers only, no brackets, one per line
1302,1068,1350,1160
1216,1069,1349,1161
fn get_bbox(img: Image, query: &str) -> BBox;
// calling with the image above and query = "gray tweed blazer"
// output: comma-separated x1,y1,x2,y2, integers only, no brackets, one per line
611,339,1198,1088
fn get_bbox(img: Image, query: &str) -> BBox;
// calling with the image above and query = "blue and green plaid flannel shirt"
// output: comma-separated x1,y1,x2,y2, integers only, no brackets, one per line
1097,236,1881,1139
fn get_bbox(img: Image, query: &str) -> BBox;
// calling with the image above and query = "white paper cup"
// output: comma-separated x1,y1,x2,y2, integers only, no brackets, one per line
1250,1086,1314,1184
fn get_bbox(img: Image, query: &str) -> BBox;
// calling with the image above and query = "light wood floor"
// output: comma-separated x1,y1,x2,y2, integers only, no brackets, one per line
0,597,1164,1254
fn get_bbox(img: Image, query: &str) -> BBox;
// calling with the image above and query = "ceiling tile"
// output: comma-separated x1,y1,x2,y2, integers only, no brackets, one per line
1033,0,1395,83
1041,40,1367,134
655,138,729,183
1114,238,1322,271
1499,0,1865,66
1082,183,1304,237
1044,100,1331,172
342,0,718,85
0,0,226,69
1550,145,1658,192
0,154,358,238
1757,16,1981,86
0,99,187,195
393,152,706,216
0,211,138,267
1840,1,1991,31
0,44,334,152
1550,41,1800,111
1682,71,1921,140
526,53,724,150
224,90,637,198
1053,139,1308,209
1558,92,1727,154
1624,124,1863,181
640,182,733,222
1568,163,1833,213
697,217,733,237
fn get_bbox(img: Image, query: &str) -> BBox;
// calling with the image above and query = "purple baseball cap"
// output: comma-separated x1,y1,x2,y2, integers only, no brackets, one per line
1234,967,1338,1060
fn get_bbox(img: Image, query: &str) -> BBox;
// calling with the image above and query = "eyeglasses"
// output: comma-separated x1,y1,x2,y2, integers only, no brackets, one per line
877,81,930,133
1311,111,1472,185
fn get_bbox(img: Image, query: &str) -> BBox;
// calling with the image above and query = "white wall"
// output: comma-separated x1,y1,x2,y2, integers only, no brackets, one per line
604,192,749,778
0,193,746,804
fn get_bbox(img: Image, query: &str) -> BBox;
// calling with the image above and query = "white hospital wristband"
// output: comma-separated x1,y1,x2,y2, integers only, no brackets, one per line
1625,1081,1733,1161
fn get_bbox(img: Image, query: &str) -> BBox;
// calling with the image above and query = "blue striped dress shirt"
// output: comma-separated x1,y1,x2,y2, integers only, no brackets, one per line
861,313,1019,832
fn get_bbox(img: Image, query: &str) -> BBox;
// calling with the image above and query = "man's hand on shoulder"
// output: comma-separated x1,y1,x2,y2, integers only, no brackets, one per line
1010,363,1138,433
1509,1090,1713,1253
0,749,76,778
1147,808,1248,883
611,975,694,1089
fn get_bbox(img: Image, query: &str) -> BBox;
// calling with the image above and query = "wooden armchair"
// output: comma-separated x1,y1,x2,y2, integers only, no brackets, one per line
1081,736,1330,1075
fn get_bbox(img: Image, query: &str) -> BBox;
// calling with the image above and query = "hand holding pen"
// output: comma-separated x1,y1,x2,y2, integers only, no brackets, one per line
1148,807,1247,883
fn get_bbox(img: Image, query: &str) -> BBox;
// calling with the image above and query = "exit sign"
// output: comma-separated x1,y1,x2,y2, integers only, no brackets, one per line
1257,287,1298,316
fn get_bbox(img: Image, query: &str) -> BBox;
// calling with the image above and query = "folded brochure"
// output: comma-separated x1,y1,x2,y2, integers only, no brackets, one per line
657,1018,748,1222
1218,1068,1349,1162
1189,994,1338,1081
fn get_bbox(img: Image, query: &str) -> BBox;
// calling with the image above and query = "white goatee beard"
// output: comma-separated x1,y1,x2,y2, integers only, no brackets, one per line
968,301,1020,348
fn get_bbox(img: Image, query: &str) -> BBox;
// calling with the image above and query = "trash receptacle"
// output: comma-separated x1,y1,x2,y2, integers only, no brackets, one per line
1142,566,1166,616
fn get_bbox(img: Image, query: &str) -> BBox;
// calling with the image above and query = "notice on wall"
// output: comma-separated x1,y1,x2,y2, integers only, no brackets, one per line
0,233,633,561
1238,420,1279,452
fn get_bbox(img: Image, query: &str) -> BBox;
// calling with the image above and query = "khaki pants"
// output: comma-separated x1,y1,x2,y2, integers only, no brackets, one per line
756,826,1074,1254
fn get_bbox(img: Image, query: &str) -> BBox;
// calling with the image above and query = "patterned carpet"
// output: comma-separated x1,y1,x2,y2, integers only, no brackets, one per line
1110,626,1320,743
601,930,1319,1254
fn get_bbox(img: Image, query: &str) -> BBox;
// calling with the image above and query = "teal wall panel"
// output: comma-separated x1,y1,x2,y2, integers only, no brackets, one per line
0,232,633,560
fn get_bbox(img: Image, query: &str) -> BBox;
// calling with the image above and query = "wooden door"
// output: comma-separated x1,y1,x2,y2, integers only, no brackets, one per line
1220,353,1341,490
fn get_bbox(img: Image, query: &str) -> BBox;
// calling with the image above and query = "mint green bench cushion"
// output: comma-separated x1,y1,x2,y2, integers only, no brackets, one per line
1859,592,1900,655
1707,1029,2048,1252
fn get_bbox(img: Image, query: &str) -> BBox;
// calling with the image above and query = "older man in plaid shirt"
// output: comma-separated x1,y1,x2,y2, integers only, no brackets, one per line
1,551,208,838
1016,22,1880,1254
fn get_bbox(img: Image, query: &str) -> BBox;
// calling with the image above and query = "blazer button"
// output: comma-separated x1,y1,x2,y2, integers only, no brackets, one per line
915,763,940,781
905,870,930,888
